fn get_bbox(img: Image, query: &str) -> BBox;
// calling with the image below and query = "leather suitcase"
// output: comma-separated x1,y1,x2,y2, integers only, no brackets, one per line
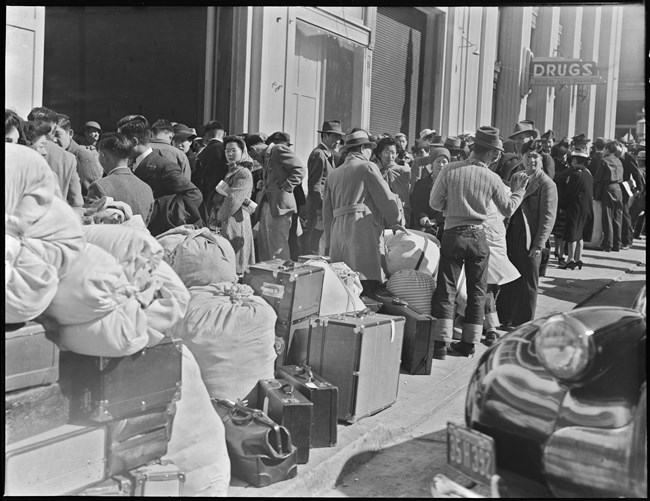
78,475,133,496
255,379,313,464
242,259,324,323
275,314,318,367
5,321,59,392
59,338,182,422
106,405,175,476
307,311,405,423
5,423,107,495
371,291,435,375
275,365,338,447
130,462,185,496
5,382,70,445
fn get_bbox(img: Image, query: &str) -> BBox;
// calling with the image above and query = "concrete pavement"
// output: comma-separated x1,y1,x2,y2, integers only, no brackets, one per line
227,237,646,497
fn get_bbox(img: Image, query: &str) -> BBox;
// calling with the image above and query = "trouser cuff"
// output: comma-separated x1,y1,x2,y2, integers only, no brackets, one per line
462,323,483,344
433,318,454,342
483,312,500,331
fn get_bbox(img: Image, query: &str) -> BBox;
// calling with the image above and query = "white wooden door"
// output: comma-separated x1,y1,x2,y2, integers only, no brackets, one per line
285,18,323,167
6,6,45,118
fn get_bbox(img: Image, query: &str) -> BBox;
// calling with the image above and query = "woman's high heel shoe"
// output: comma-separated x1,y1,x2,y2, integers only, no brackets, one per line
574,260,583,270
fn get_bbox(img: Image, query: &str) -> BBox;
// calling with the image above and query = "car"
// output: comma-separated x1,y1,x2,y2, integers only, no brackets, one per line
432,291,646,498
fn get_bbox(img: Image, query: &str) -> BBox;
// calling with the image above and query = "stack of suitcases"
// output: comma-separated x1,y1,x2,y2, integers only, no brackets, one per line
240,257,415,478
4,322,186,496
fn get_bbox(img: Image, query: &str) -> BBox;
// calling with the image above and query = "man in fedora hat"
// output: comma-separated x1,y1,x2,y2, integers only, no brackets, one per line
429,125,529,359
301,120,344,254
443,136,468,161
76,120,102,151
323,129,405,295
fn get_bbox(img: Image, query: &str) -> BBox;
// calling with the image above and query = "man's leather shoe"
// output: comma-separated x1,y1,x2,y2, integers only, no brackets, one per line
450,341,475,357
483,330,499,347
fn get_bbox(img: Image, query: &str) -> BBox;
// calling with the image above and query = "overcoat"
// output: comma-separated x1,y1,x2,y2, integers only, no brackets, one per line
66,138,103,197
259,143,305,217
43,140,83,208
323,151,402,282
210,162,256,274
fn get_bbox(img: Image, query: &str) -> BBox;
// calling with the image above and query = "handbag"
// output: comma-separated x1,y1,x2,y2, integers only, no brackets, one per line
212,398,298,487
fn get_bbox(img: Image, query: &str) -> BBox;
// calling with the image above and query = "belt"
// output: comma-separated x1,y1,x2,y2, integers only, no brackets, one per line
333,203,369,218
449,224,484,231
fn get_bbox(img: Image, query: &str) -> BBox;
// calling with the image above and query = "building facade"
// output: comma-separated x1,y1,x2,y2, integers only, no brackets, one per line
6,5,641,165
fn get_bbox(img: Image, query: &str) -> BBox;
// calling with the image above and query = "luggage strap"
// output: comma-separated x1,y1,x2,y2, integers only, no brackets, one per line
333,203,369,218
415,235,429,271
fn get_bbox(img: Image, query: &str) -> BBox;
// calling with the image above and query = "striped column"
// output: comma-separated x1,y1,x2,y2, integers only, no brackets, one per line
552,6,582,139
526,6,561,133
575,6,601,137
494,7,534,134
594,4,623,138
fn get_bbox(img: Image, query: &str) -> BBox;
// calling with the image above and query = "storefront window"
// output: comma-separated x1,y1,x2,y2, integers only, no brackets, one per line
295,20,365,133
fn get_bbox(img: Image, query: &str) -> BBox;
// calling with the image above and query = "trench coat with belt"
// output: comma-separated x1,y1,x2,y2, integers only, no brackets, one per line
323,151,402,282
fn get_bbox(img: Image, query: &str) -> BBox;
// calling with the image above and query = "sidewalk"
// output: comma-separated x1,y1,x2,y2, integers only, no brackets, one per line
228,238,646,497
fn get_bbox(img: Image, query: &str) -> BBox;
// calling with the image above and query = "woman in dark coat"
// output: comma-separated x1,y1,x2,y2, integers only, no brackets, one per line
558,149,594,270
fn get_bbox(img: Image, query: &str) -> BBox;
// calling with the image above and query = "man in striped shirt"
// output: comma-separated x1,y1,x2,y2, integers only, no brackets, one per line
429,126,529,359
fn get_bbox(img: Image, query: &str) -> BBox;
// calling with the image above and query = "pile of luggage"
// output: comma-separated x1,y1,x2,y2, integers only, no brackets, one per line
5,145,471,493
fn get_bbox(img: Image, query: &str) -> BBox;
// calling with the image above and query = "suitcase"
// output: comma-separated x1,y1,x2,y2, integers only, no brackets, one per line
297,254,331,263
78,475,133,496
242,259,324,323
4,423,107,495
275,314,318,367
371,291,436,375
5,382,71,445
307,311,405,423
130,462,185,496
5,321,59,392
255,379,313,464
106,405,175,476
275,365,338,447
59,338,182,422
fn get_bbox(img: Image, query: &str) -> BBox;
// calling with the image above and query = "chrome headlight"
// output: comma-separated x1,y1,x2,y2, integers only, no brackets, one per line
535,314,594,382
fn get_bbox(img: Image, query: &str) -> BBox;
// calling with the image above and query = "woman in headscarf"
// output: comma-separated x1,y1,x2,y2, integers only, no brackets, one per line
208,135,256,275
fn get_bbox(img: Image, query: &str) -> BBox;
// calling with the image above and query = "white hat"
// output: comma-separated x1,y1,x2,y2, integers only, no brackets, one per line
419,128,436,139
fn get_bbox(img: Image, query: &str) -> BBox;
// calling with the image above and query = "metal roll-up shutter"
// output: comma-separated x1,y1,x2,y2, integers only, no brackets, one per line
370,7,427,142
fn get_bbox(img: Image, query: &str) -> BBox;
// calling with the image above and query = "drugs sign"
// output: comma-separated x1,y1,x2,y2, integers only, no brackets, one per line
530,58,605,85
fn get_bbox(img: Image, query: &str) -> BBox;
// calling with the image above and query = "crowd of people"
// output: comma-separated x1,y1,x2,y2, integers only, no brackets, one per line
5,106,646,359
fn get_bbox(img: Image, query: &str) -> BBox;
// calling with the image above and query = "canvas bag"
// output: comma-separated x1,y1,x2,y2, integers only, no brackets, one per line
157,226,237,287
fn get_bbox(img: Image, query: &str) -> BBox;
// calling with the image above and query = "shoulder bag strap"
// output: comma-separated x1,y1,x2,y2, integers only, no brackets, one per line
415,235,429,271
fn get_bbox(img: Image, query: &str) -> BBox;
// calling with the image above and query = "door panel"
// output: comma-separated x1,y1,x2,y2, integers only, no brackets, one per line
6,6,45,117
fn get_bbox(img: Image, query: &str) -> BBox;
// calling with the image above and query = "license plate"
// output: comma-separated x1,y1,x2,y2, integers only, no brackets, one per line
447,422,496,485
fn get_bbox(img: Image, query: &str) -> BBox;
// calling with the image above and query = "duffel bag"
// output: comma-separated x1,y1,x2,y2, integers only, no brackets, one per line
386,269,436,315
384,229,440,277
212,398,297,488
170,283,276,401
157,226,237,287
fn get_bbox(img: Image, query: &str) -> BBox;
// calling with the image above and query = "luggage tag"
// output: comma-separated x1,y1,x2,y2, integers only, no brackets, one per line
296,365,319,389
261,282,285,298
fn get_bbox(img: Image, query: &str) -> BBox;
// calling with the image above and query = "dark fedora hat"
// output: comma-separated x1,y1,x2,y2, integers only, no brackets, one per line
173,130,197,143
508,120,539,140
443,135,464,152
339,130,376,151
317,120,343,135
473,126,504,152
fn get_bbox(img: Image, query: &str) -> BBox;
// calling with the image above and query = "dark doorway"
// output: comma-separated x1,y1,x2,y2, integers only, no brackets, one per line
43,6,210,133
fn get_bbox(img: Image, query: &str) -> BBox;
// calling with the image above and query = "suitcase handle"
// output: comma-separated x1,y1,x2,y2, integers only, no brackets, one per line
352,307,372,317
297,365,314,382
280,382,293,395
